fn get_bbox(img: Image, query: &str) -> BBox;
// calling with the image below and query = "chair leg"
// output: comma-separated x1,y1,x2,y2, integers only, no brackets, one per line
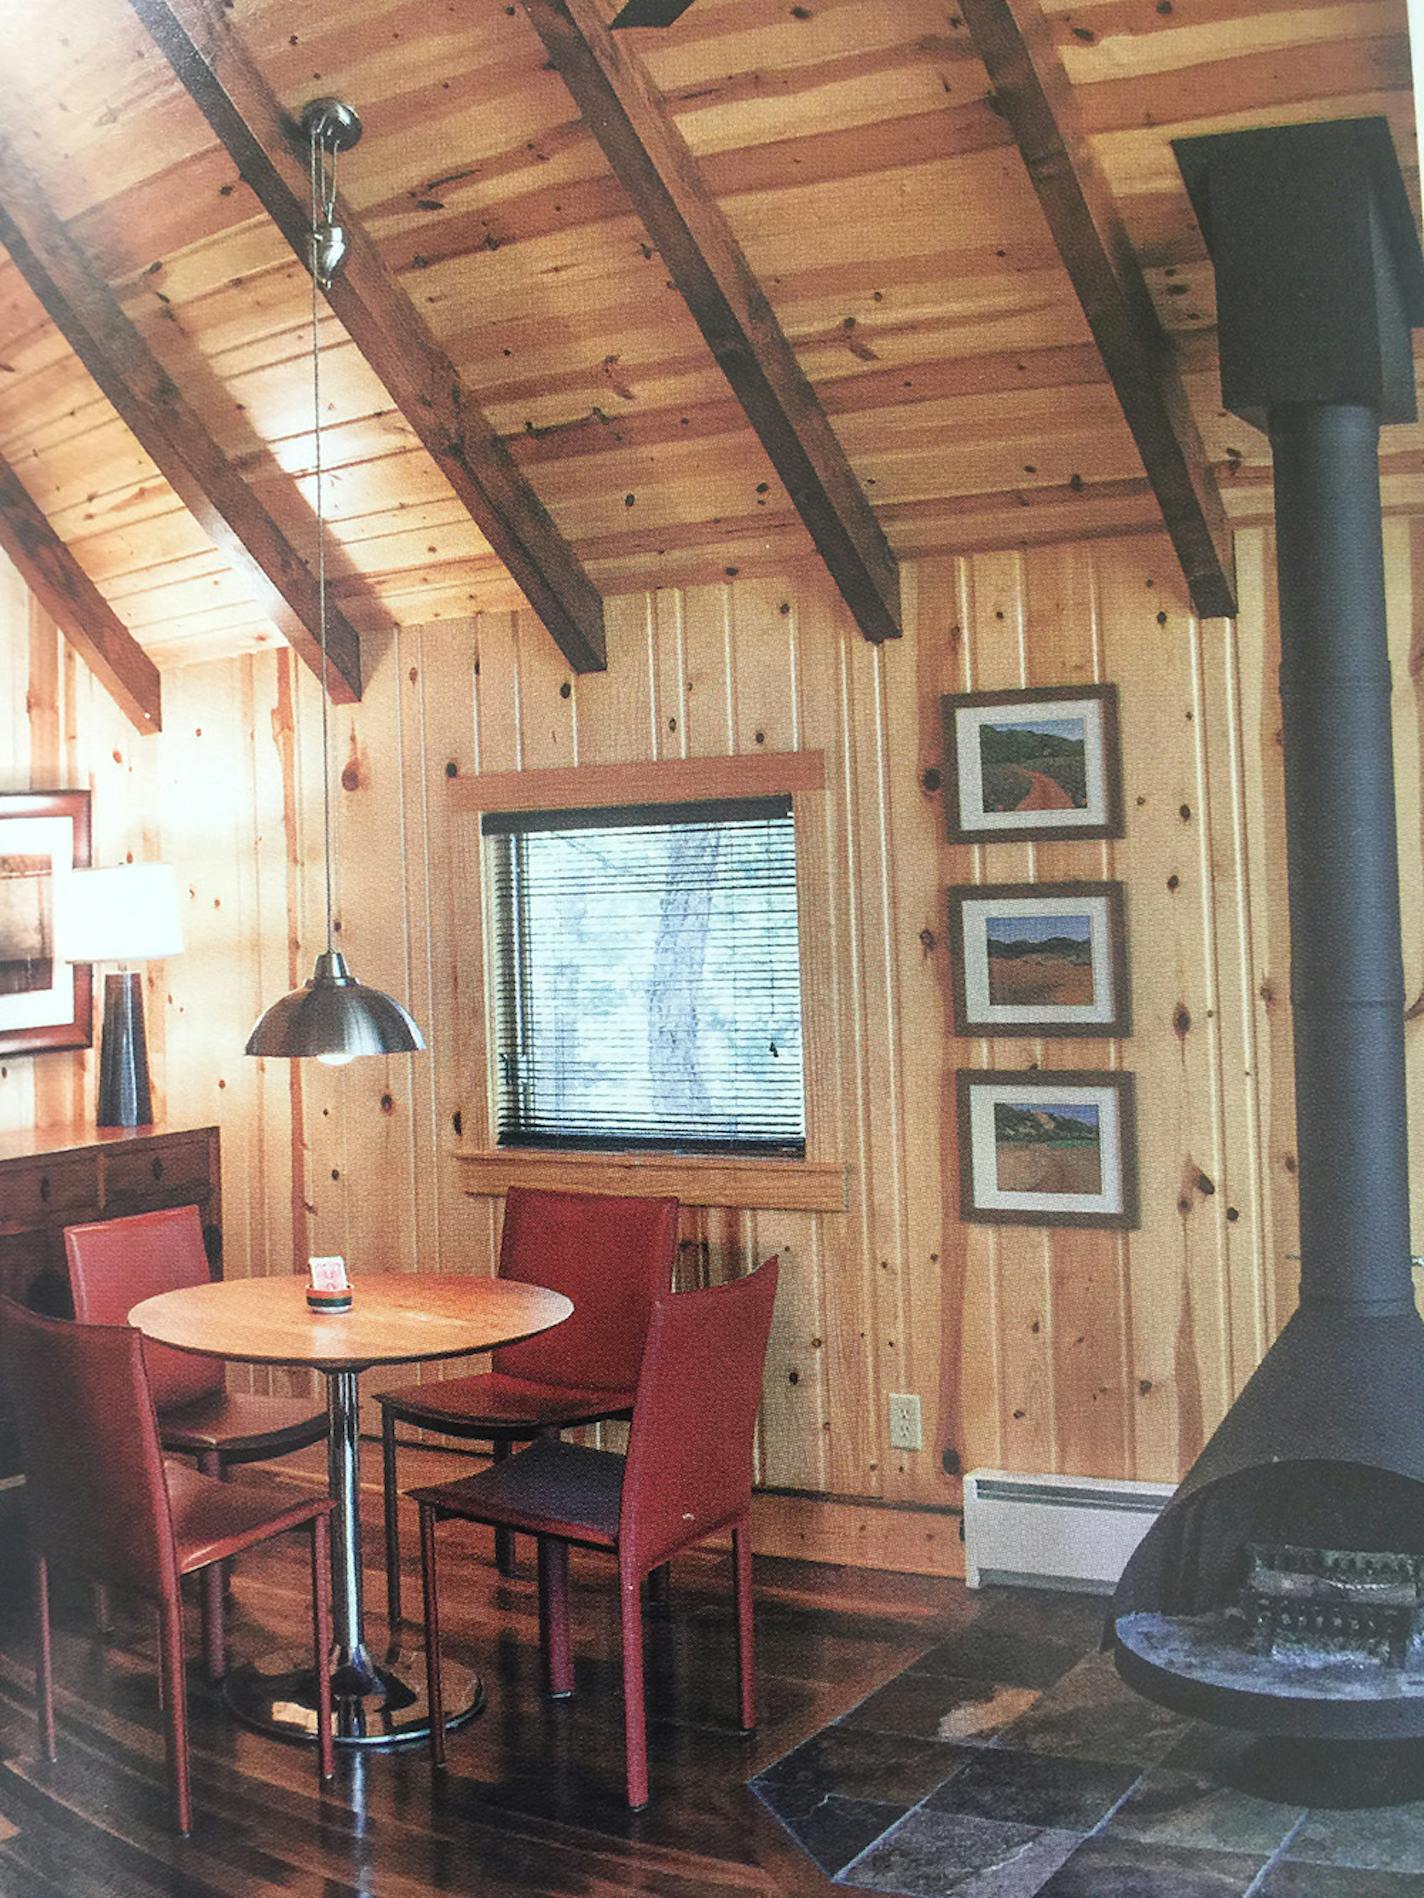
420,1504,446,1768
618,1564,649,1810
196,1451,225,1682
492,1438,515,1576
537,1537,573,1698
647,1563,670,1605
158,1598,192,1836
732,1522,756,1732
34,1555,55,1763
311,1514,335,1782
219,1463,235,1597
92,1581,113,1636
381,1408,402,1632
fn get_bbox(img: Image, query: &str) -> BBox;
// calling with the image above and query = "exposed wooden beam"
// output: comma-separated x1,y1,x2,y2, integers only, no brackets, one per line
0,136,363,703
958,0,1238,620
131,0,607,675
609,0,695,22
520,0,902,644
0,453,162,733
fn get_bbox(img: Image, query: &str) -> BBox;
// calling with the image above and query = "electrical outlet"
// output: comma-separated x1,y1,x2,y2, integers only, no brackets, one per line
888,1392,922,1452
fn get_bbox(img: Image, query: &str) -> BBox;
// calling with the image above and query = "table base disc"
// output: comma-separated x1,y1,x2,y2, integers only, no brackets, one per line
223,1649,483,1748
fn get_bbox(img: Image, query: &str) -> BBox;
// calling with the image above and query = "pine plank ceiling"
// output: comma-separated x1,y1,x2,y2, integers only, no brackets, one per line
0,0,1411,721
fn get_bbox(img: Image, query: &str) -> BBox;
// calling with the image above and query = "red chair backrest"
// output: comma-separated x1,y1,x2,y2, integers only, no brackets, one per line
64,1206,224,1411
492,1186,678,1393
0,1296,180,1599
619,1256,779,1572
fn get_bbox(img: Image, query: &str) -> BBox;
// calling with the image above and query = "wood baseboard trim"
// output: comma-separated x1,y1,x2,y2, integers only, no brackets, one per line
750,1491,964,1579
264,1438,964,1580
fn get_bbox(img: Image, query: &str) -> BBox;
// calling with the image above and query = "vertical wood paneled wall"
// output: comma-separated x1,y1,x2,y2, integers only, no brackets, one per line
0,556,160,1138
8,519,1391,1569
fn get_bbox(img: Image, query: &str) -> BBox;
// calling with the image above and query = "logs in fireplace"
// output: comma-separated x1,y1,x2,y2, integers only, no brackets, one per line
1109,120,1424,1743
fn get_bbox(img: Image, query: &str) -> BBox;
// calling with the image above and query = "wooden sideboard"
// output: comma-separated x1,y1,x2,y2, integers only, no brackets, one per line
0,1122,221,1479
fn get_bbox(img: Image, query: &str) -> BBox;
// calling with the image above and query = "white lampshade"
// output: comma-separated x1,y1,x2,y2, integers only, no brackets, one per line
54,864,184,964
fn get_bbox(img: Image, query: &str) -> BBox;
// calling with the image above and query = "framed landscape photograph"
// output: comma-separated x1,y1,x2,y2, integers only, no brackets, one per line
0,789,92,1058
957,1069,1138,1228
941,683,1124,843
949,882,1130,1038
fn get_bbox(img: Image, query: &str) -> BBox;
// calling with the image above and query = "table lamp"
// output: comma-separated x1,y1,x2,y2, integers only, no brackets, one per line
55,863,184,1127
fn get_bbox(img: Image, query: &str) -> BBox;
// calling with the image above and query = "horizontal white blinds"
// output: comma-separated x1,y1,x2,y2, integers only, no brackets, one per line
484,797,805,1154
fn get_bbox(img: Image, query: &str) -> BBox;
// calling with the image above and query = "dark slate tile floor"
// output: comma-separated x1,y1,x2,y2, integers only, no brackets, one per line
751,1583,1424,1896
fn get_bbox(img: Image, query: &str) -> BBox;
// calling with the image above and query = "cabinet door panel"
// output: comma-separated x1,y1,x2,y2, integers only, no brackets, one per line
0,1228,68,1315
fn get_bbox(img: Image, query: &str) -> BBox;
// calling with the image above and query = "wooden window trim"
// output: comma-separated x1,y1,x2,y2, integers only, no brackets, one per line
447,749,826,815
449,749,845,1209
452,1146,845,1212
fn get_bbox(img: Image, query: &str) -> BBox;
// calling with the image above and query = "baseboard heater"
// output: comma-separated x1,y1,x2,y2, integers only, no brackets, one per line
963,1469,1173,1594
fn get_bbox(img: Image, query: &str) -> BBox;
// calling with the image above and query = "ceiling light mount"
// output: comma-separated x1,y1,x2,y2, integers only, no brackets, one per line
299,97,362,292
299,97,363,154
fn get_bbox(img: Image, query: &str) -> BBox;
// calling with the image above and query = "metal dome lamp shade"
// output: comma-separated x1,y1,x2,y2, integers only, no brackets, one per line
245,99,424,1068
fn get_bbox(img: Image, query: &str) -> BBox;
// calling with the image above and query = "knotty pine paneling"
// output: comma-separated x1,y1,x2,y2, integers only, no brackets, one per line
4,524,1382,1563
6,0,1394,654
0,552,158,1138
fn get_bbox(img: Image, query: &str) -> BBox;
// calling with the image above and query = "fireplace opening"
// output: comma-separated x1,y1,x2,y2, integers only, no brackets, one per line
1116,1463,1424,1739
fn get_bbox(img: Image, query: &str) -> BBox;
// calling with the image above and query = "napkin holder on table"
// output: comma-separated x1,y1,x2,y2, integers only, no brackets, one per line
306,1255,352,1313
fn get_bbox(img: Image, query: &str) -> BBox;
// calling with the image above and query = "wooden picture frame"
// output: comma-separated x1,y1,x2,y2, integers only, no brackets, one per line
941,684,1124,843
0,789,92,1057
949,882,1130,1038
957,1069,1139,1229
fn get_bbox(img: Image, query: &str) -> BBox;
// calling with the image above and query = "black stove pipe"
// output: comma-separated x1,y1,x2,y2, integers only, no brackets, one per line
1272,402,1414,1315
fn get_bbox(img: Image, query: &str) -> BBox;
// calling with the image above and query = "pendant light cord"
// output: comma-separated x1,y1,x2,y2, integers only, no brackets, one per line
244,98,424,1061
309,120,335,960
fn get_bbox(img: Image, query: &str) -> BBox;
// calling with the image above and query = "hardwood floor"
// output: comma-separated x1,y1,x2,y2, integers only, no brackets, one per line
0,1462,949,1896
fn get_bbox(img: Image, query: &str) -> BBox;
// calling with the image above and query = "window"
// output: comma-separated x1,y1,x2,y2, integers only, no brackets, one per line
484,796,805,1156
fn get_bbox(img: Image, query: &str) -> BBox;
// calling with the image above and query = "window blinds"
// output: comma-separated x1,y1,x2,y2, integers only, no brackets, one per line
484,797,805,1154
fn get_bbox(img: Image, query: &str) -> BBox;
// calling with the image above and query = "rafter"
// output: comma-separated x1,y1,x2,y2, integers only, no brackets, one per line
0,135,363,704
131,0,607,675
520,0,902,644
958,0,1236,620
610,0,695,22
0,453,162,733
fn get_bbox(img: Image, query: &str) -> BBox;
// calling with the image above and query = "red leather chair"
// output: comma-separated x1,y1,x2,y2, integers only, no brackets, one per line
63,1204,326,1678
375,1185,678,1627
412,1254,779,1809
0,1296,334,1836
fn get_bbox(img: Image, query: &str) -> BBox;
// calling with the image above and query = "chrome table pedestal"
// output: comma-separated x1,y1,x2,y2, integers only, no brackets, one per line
225,1368,482,1747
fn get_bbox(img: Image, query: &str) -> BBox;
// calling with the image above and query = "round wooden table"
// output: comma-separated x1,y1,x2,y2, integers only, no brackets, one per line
129,1272,572,1748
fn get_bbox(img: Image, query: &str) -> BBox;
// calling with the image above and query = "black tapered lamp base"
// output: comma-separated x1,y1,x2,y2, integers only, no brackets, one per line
97,971,153,1127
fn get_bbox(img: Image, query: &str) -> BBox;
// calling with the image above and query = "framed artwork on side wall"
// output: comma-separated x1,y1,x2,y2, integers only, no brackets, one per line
957,1069,1139,1229
0,790,92,1057
940,683,1124,843
949,882,1130,1038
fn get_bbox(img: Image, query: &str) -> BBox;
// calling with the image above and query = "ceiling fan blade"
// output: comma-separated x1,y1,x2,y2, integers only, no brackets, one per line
609,0,697,23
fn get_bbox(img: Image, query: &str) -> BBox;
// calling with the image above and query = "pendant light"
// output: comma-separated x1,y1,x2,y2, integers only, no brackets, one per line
245,99,424,1067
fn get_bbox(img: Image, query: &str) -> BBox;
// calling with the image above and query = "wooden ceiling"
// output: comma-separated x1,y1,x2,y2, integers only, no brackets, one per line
0,0,1412,725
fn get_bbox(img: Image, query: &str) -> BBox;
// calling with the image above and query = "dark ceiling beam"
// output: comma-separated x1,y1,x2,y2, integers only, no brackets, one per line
0,135,364,706
610,0,696,24
132,0,607,675
958,0,1238,619
0,453,163,733
520,0,902,644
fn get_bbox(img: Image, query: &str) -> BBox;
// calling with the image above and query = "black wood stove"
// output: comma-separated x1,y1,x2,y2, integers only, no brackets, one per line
1110,120,1424,1747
